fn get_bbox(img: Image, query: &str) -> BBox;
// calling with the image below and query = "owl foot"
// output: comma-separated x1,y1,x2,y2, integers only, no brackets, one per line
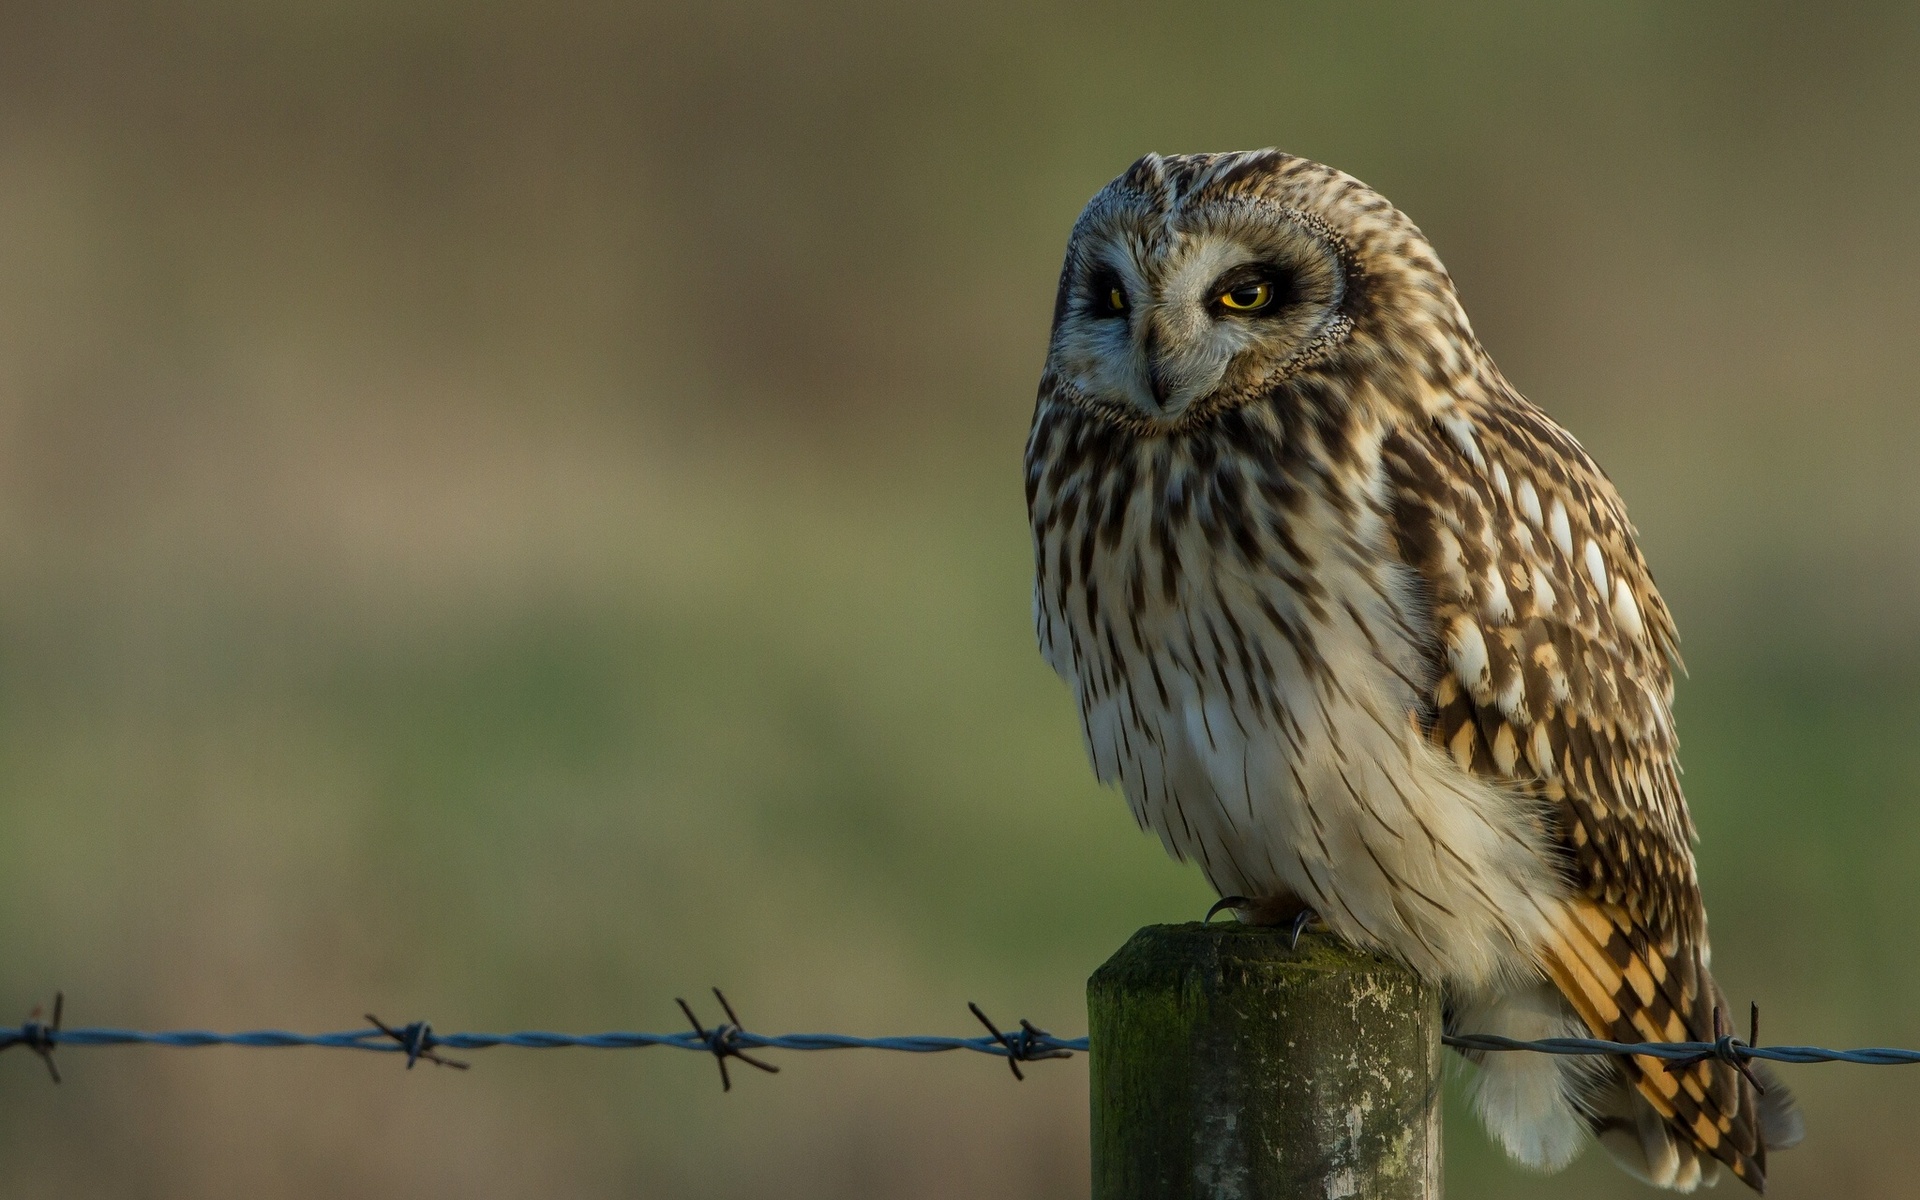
1203,895,1322,946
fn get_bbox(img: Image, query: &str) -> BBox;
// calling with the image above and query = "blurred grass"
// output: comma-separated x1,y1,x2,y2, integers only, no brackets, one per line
2,1,1920,1196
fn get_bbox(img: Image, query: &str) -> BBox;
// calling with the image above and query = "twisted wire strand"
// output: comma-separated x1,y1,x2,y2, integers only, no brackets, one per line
10,1026,1920,1063
10,1029,1917,1065
8,1009,1920,1072
1442,1033,1920,1066
0,1023,1089,1058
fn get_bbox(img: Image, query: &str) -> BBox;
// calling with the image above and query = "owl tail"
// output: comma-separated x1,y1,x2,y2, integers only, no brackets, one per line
1588,1059,1803,1193
1454,978,1804,1194
1538,898,1804,1193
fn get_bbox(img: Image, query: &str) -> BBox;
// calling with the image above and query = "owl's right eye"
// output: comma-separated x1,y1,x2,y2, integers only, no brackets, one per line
1089,274,1128,317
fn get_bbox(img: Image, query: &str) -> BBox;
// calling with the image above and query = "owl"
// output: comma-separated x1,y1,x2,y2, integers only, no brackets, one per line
1025,151,1803,1191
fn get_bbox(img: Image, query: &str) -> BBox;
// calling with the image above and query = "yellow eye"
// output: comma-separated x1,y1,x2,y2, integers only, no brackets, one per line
1216,282,1273,312
1107,287,1128,313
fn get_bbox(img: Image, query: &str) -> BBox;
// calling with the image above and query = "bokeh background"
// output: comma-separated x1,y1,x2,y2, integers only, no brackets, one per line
1,2,1917,1196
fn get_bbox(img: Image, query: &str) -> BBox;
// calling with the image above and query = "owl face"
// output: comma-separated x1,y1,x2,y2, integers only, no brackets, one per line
1043,151,1470,432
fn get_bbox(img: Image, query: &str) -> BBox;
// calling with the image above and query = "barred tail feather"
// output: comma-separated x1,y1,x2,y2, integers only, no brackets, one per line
1588,1069,1723,1192
1589,1061,1802,1193
1539,898,1801,1192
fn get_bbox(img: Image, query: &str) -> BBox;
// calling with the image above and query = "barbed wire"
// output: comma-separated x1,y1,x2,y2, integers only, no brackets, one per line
0,989,1087,1089
5,989,1918,1090
1444,1032,1920,1066
1443,1000,1920,1098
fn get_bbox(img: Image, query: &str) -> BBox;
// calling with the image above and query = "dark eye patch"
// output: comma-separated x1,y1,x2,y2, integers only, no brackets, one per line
1086,268,1129,318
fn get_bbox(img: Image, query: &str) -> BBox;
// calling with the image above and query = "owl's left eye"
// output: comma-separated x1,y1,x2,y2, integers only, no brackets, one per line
1209,266,1294,317
1090,268,1128,318
1088,271,1128,318
1215,282,1274,312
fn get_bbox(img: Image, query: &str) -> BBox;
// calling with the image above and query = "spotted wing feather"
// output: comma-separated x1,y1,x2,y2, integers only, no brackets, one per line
1382,398,1779,1189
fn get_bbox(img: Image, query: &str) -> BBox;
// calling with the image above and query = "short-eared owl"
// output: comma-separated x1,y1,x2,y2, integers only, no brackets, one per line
1025,151,1802,1191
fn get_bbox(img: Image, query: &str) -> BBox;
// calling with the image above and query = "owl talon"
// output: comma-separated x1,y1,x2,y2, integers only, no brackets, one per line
1205,896,1251,923
1289,908,1322,950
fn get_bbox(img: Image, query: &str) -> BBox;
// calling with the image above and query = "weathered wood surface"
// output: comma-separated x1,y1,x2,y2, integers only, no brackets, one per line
1089,922,1443,1200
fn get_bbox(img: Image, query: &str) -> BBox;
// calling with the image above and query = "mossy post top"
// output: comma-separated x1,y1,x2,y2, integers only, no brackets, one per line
1091,920,1416,983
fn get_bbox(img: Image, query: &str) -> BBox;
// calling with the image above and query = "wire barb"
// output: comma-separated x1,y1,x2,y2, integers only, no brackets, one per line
1659,1001,1767,1095
676,988,779,1092
363,1015,469,1070
0,993,63,1083
967,1002,1073,1081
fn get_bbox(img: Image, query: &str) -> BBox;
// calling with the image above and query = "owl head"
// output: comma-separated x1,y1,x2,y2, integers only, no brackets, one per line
1042,151,1478,431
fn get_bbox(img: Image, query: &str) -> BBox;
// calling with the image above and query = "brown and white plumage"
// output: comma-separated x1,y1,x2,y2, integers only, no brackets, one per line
1025,150,1802,1190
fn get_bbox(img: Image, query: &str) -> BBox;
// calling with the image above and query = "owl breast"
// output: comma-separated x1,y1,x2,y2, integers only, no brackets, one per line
1026,392,1560,989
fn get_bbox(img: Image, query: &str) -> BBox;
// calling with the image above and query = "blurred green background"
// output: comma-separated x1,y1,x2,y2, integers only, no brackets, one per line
0,2,1917,1196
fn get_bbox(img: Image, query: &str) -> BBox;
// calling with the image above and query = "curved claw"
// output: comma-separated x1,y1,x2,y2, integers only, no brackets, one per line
1205,895,1251,924
1289,908,1321,950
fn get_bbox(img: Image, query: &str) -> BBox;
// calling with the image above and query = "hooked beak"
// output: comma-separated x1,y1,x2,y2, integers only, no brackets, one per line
1142,324,1171,412
1148,371,1172,411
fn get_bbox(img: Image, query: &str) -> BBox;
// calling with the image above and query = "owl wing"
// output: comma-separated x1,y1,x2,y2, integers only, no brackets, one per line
1380,397,1777,1188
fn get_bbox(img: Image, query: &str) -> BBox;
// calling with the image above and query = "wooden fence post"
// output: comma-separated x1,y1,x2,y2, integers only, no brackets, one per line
1088,922,1443,1199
